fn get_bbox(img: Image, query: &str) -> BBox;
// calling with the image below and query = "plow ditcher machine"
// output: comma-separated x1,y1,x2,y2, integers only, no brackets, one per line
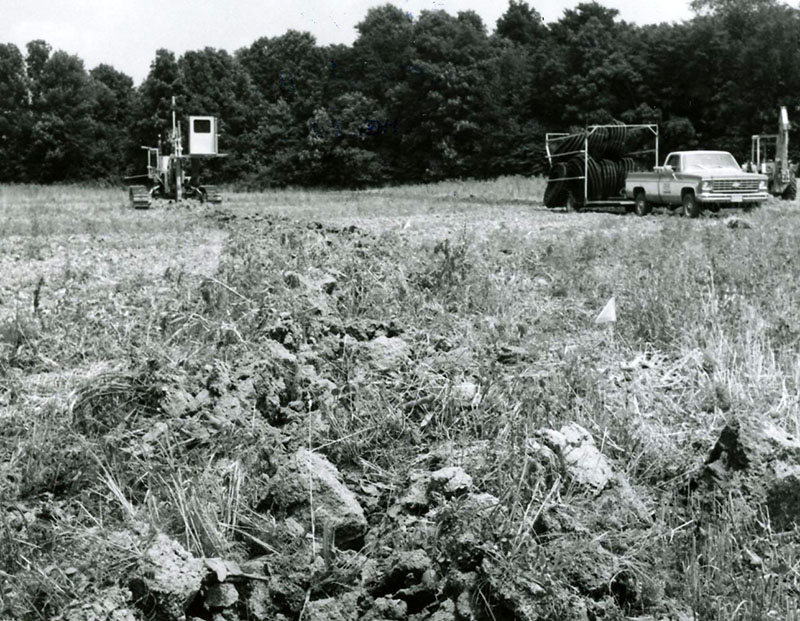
748,106,796,200
126,97,225,209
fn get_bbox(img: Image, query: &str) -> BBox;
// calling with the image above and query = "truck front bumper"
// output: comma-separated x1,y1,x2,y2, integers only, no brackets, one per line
696,192,769,204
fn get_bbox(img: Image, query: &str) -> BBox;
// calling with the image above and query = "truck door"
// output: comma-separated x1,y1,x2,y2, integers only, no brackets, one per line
660,154,680,204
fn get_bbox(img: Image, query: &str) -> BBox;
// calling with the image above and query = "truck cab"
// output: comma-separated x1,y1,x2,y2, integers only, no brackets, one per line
625,151,769,217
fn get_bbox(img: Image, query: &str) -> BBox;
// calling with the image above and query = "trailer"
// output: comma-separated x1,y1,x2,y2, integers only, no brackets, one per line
543,123,659,213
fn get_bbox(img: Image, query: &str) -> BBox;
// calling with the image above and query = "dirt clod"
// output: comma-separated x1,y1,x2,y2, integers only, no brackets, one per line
537,424,614,492
204,583,239,609
265,447,368,546
303,592,361,621
363,335,411,372
135,533,205,619
374,596,408,619
429,466,473,497
703,417,800,530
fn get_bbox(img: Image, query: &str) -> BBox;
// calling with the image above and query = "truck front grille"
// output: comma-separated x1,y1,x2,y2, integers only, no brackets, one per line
712,179,760,193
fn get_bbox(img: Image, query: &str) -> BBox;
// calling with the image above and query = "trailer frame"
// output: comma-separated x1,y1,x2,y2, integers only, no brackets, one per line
545,123,659,210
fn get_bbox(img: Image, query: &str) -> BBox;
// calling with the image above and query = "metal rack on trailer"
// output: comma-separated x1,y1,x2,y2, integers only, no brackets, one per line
544,123,659,211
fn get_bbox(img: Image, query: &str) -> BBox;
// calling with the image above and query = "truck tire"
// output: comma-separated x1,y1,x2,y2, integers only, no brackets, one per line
634,191,651,216
782,178,797,201
682,192,701,218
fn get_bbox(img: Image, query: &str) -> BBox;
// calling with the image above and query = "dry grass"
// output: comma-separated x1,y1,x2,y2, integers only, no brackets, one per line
1,181,800,619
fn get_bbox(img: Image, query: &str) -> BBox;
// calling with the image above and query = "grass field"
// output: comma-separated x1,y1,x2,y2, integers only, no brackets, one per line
1,179,800,620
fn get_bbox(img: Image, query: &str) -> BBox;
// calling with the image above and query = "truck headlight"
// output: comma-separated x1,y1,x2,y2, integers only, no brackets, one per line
701,181,713,192
759,180,767,191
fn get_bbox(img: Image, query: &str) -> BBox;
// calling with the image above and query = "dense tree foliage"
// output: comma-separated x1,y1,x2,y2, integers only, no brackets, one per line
2,0,800,186
0,42,30,181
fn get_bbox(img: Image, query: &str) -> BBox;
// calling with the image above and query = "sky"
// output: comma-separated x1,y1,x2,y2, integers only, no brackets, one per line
2,0,694,85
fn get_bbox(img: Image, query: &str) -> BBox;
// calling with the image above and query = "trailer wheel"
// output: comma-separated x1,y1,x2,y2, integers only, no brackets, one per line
782,178,797,201
682,192,700,218
634,192,651,216
565,192,580,213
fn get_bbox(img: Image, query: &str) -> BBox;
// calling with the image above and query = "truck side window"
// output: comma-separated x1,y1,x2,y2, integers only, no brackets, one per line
666,154,680,171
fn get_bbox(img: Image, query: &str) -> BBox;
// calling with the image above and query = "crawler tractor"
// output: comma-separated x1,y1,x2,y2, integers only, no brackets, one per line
126,97,224,208
749,106,797,200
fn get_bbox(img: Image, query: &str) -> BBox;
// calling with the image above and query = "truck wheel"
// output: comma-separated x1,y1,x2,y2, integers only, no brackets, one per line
682,192,701,218
634,192,651,216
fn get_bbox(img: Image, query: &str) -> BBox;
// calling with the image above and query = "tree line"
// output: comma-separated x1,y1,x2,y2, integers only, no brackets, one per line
1,0,799,188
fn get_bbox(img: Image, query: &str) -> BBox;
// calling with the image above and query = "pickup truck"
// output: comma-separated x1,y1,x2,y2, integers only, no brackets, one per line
625,151,769,217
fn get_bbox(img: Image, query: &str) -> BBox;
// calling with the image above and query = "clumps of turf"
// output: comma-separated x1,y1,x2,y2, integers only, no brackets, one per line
4,189,800,619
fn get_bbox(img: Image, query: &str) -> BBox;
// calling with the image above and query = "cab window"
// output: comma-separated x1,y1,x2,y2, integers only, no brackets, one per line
193,119,211,133
666,154,680,171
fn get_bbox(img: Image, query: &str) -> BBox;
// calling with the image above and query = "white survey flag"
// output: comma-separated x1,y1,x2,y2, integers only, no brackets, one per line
595,296,616,324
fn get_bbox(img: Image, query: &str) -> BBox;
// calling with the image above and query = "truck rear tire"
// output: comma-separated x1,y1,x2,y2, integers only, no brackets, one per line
634,192,651,216
682,192,700,218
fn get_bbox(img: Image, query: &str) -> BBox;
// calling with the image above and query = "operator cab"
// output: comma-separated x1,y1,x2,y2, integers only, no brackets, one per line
189,116,218,156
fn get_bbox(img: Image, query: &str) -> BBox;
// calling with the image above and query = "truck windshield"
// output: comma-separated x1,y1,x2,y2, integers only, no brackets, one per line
682,153,740,170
